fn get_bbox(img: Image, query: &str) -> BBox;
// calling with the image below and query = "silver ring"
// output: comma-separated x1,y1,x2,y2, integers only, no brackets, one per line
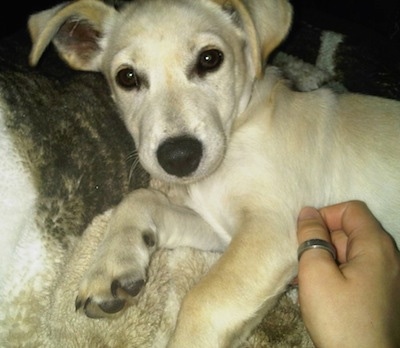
297,239,337,261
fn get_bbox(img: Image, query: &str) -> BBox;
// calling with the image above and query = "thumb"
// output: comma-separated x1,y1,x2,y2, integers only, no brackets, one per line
297,207,332,247
297,207,341,283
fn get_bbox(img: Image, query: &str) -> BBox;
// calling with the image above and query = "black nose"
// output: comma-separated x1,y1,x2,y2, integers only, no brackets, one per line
157,136,203,177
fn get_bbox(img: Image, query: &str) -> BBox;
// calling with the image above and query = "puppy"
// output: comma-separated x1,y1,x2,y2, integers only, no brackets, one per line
29,0,400,346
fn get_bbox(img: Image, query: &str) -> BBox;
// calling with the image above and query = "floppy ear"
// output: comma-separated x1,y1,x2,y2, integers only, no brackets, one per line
212,0,292,78
28,0,116,71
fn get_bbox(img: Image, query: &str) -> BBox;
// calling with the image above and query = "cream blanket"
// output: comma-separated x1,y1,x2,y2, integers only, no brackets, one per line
3,208,312,347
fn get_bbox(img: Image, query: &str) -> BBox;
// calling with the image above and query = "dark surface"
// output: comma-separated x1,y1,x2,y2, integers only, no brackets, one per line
2,0,400,46
291,0,400,66
2,2,56,39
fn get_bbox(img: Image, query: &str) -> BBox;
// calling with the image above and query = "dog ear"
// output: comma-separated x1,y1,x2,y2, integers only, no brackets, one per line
28,0,116,71
212,0,292,78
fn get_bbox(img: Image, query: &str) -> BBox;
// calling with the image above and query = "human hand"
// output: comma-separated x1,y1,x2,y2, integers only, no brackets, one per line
296,201,400,348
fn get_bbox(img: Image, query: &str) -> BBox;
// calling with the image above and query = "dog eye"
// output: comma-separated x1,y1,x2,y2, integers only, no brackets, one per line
116,67,141,90
196,49,224,76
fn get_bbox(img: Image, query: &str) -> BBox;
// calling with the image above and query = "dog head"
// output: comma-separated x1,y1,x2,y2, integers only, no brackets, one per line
29,0,292,183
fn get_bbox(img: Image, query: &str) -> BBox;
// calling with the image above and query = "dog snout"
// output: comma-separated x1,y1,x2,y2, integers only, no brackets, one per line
157,136,203,177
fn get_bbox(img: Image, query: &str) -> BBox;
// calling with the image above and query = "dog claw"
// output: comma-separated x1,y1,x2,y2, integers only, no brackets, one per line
111,278,146,298
74,296,92,312
125,279,146,297
75,297,82,311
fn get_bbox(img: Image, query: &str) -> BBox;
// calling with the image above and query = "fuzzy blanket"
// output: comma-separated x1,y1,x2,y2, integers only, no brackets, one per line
1,14,399,347
5,209,310,347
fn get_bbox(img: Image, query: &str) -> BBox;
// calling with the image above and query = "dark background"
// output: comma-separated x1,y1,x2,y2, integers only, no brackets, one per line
1,0,400,50
1,1,59,39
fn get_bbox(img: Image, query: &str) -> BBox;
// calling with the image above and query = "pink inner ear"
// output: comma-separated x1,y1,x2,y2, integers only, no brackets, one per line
55,19,102,59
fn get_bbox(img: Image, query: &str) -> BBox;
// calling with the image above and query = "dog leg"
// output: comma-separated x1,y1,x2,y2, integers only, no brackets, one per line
168,214,298,347
75,188,226,318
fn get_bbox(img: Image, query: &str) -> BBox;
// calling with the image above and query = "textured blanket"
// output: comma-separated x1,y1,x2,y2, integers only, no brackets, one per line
1,14,399,347
14,209,310,347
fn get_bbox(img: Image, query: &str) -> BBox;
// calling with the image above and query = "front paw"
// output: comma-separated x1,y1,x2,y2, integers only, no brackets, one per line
75,227,157,319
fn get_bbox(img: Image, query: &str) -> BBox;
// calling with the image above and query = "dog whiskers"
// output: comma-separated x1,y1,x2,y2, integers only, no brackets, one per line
127,149,141,184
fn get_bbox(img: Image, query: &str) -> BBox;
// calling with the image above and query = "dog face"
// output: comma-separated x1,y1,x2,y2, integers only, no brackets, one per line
29,0,292,183
102,1,255,182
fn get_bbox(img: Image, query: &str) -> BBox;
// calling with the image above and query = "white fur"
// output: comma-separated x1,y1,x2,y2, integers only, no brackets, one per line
0,102,57,348
0,102,43,303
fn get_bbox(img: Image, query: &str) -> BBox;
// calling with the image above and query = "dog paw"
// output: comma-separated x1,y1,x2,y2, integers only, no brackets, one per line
75,228,157,318
75,276,146,318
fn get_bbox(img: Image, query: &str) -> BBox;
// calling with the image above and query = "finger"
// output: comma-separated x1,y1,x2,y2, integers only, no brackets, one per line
319,201,391,261
297,207,337,263
319,201,382,240
330,229,348,263
297,207,330,243
296,207,341,285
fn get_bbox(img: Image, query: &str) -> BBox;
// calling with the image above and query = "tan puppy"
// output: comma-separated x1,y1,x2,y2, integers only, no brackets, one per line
29,0,400,346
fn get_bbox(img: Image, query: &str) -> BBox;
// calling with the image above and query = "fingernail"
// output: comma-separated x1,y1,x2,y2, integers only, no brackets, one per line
298,206,319,220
